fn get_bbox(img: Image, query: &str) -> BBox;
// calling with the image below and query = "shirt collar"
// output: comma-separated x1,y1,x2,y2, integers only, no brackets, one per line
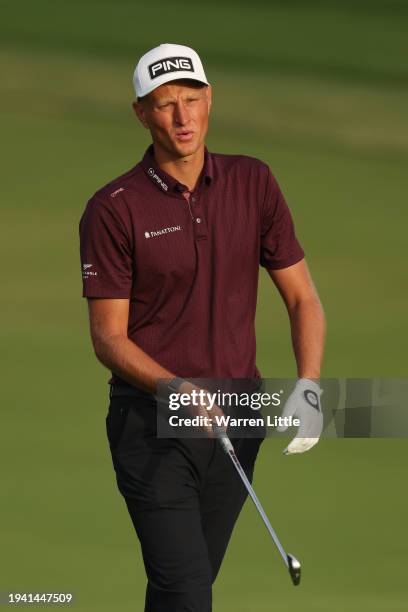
141,144,213,195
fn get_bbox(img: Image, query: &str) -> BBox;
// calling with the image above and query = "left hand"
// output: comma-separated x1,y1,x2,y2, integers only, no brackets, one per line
277,378,323,454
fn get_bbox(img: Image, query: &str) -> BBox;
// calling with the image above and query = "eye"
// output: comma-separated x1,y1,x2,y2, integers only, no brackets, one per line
157,101,175,109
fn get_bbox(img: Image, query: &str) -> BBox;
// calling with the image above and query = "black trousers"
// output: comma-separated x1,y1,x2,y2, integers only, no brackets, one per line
106,392,264,612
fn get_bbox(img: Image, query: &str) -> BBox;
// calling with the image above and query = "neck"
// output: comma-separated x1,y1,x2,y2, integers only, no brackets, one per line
153,144,205,192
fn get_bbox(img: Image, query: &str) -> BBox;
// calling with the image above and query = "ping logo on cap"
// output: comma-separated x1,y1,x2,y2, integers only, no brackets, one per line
148,56,194,79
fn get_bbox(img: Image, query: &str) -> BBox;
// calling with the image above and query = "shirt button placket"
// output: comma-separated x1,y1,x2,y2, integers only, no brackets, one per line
191,194,207,240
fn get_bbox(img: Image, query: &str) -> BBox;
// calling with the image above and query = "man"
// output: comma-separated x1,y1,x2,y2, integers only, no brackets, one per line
79,43,325,611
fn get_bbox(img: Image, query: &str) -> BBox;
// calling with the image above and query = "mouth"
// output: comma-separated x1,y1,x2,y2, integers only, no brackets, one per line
175,130,194,142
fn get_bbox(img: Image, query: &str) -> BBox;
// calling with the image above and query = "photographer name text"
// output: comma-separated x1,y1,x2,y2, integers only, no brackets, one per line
168,415,299,428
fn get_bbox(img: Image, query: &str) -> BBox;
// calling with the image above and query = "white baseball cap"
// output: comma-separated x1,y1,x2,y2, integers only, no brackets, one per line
133,43,209,98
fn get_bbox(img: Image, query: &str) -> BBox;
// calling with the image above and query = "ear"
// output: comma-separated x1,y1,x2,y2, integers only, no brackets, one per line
132,100,149,129
205,85,212,114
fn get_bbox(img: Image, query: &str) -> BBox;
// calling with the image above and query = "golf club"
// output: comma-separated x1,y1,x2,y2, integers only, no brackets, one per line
213,426,301,586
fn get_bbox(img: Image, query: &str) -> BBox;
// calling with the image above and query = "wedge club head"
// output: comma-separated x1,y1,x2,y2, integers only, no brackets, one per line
287,554,301,586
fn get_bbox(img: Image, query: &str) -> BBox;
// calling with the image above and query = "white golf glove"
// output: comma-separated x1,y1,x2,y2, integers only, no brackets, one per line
277,378,323,455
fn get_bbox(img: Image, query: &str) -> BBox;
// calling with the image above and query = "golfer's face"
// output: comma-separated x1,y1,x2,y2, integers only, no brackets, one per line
137,81,212,158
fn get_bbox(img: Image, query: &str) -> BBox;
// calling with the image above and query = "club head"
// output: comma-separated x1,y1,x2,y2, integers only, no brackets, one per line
287,553,301,586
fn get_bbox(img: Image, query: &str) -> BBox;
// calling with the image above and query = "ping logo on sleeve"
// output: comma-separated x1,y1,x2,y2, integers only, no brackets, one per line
148,57,194,79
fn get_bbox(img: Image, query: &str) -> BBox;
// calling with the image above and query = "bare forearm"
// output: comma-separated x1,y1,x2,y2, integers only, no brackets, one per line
288,297,326,380
93,333,174,394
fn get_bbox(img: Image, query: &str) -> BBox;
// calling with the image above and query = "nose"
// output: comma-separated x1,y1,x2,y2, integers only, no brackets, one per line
174,100,190,126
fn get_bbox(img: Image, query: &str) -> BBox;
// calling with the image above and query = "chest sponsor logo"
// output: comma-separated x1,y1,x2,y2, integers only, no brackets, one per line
148,167,168,192
148,56,194,80
144,226,182,239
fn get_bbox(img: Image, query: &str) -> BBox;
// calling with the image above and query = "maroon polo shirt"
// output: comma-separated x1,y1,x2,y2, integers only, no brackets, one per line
79,145,304,385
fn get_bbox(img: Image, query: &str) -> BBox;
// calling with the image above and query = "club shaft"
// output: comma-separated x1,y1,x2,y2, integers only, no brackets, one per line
219,435,289,567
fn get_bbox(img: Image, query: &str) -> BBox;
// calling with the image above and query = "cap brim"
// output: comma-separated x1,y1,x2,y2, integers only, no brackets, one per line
138,74,209,98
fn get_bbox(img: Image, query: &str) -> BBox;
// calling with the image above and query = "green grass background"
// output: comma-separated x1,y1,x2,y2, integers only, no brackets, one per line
1,1,407,610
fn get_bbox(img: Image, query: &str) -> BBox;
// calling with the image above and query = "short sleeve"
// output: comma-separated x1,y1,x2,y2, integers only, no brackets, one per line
260,168,305,270
79,196,133,298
